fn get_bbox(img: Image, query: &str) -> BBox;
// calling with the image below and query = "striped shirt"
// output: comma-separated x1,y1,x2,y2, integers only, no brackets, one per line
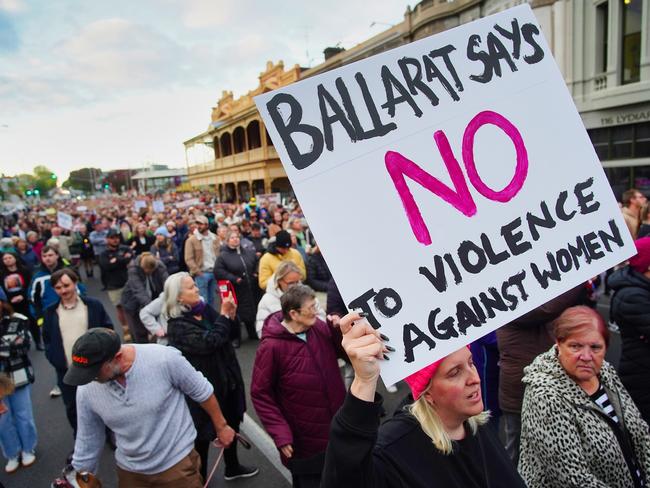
590,384,619,423
591,384,645,487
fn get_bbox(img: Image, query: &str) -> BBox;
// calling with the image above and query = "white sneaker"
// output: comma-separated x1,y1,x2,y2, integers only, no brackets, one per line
21,451,36,467
5,457,19,473
50,386,62,397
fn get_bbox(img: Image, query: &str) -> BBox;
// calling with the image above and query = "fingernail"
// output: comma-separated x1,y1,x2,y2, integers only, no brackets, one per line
383,354,390,361
358,311,368,317
380,333,390,342
385,345,395,352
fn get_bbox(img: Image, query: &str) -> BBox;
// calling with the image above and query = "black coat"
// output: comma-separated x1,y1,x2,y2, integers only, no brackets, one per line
306,252,331,292
608,266,650,422
128,234,155,256
98,245,132,289
322,393,526,488
120,257,168,313
213,246,258,325
167,306,245,441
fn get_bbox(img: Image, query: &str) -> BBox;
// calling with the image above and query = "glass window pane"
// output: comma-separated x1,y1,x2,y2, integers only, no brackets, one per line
635,122,650,158
605,167,631,200
589,128,610,160
596,2,609,73
611,124,634,159
633,166,650,195
621,0,642,84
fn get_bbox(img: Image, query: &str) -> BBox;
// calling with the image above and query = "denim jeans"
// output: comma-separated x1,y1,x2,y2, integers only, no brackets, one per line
194,272,217,309
0,384,38,459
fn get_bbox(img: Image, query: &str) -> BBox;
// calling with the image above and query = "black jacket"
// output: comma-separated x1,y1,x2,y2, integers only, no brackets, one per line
608,266,650,422
167,306,245,441
42,296,113,372
322,392,526,488
120,257,168,313
213,245,258,325
306,251,331,292
128,234,155,256
97,245,132,289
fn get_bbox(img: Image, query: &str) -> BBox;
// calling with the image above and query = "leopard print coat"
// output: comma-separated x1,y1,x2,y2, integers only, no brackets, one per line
518,346,650,488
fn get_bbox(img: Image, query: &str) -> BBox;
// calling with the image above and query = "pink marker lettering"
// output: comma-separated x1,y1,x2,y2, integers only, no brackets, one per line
385,110,528,245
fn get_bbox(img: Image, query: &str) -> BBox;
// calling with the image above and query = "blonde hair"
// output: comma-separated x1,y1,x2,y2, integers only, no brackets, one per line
407,383,490,455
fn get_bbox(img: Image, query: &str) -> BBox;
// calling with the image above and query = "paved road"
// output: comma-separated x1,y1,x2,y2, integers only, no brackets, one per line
0,269,409,488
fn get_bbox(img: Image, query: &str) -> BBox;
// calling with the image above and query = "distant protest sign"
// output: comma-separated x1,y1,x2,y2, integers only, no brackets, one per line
152,200,165,213
57,212,73,230
255,192,282,206
176,198,200,209
134,200,147,211
255,5,636,384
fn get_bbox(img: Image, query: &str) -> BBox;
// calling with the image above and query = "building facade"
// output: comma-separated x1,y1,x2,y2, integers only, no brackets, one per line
186,0,649,201
185,62,301,202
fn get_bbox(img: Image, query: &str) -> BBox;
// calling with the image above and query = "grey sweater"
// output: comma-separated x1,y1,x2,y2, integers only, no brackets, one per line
72,344,213,474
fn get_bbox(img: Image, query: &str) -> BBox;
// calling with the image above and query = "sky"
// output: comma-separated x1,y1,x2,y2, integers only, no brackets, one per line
0,0,410,182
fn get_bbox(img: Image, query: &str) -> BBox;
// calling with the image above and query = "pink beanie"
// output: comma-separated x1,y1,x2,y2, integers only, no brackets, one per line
630,237,650,273
404,346,471,400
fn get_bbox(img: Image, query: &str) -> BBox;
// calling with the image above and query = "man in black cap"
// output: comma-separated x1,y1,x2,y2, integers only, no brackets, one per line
258,230,305,290
97,229,132,341
65,328,236,487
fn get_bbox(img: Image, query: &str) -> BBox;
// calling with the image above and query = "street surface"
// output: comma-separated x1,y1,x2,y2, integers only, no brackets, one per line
0,267,410,488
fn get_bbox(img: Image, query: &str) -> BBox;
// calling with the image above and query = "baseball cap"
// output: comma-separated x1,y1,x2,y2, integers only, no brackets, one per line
195,215,209,225
275,230,292,248
63,329,121,386
106,228,121,238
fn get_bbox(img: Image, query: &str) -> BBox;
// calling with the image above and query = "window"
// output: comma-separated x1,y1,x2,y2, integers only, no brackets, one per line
596,2,609,73
588,122,650,160
621,0,642,84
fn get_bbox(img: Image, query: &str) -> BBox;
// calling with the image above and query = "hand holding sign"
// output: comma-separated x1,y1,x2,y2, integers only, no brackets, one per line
341,312,391,401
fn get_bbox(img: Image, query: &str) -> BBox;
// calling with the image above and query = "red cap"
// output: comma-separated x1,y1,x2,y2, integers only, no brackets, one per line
629,237,650,273
404,346,471,400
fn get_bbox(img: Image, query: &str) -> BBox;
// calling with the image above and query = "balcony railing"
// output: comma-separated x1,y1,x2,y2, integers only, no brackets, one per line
188,144,280,175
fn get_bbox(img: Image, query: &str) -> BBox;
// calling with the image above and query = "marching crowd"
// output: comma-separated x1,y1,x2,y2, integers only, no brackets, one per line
0,188,648,487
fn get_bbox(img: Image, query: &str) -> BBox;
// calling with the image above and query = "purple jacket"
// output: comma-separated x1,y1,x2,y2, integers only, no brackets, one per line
251,311,345,465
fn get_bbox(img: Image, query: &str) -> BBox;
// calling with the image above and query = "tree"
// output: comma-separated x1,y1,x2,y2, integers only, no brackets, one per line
32,165,58,195
64,167,103,193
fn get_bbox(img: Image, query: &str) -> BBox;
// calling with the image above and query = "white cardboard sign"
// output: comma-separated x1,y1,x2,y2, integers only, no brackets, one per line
255,5,636,385
152,200,165,213
134,200,147,211
57,212,73,230
176,198,200,209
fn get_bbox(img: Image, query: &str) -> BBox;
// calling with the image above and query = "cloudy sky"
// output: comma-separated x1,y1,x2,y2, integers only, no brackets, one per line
0,0,410,181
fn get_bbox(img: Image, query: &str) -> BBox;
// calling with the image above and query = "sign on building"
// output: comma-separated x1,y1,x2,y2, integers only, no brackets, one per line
255,5,636,384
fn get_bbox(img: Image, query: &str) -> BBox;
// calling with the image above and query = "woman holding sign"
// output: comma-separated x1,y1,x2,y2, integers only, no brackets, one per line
321,312,525,488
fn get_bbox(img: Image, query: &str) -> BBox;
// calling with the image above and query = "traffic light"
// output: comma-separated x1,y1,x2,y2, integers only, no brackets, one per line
104,183,110,190
50,173,57,180
25,189,32,196
33,189,40,195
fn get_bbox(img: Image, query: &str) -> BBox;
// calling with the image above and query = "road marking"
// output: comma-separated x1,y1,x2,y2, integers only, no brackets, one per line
241,413,292,483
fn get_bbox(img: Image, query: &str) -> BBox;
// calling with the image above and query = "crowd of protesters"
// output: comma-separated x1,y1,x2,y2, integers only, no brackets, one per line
0,187,648,487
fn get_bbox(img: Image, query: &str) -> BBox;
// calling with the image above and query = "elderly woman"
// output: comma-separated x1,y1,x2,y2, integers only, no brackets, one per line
120,253,168,343
164,272,258,483
255,261,325,338
214,229,259,342
519,305,650,487
252,285,345,488
321,312,525,487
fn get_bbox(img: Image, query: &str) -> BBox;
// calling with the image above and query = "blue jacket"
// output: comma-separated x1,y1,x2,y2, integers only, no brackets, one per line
42,295,113,372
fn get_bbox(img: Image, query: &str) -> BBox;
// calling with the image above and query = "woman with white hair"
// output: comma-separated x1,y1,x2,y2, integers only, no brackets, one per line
165,272,258,483
255,261,325,338
321,311,525,488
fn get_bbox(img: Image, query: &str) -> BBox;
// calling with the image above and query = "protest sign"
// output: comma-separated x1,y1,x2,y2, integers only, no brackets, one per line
255,5,636,385
152,200,165,213
255,192,282,206
57,212,73,230
77,206,87,212
134,200,147,211
176,198,200,209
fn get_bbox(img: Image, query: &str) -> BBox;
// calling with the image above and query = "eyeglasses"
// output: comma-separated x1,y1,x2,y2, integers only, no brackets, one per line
298,303,318,315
